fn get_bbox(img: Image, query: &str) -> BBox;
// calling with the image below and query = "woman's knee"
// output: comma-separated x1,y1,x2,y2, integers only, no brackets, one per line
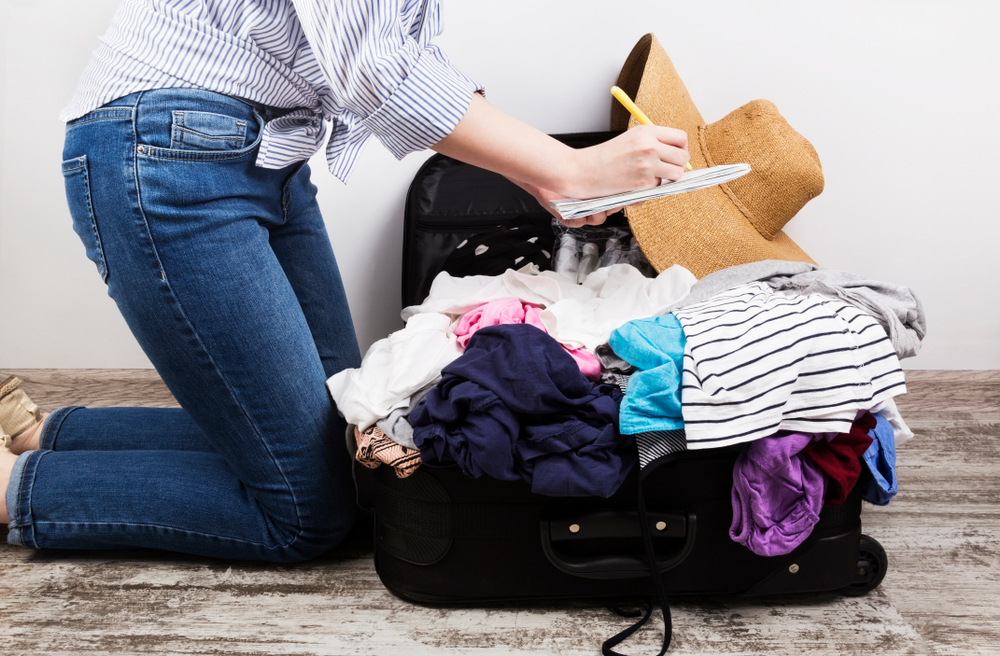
263,493,358,563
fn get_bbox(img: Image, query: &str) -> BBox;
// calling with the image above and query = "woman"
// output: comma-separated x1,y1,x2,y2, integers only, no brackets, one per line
0,0,688,561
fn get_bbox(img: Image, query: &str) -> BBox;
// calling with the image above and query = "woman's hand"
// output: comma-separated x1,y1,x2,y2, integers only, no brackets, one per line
508,178,623,228
564,124,689,201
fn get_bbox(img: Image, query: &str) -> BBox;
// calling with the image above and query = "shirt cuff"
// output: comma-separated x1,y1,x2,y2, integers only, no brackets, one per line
362,44,482,160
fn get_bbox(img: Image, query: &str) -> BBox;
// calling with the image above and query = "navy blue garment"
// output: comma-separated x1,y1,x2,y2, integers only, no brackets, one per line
411,324,632,497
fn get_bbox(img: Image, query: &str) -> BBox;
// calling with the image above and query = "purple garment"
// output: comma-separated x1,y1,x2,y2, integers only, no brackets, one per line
411,324,631,498
730,432,826,557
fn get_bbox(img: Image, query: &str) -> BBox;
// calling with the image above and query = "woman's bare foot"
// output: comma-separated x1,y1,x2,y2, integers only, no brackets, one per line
10,413,48,455
0,449,17,523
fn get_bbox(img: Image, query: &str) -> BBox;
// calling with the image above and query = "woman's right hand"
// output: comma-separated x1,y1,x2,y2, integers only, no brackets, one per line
508,177,624,228
564,125,689,201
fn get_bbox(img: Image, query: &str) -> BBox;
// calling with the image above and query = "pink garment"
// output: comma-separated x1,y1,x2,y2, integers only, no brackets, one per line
455,298,601,380
563,345,601,381
455,298,545,347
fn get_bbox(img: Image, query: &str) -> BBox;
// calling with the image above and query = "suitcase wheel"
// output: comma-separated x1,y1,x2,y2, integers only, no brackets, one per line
839,534,888,596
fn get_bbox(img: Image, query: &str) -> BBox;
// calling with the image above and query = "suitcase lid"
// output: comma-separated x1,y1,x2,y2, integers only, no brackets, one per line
400,131,622,308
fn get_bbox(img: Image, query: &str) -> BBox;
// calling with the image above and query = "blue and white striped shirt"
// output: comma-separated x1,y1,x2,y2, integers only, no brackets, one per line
673,282,906,450
61,0,482,181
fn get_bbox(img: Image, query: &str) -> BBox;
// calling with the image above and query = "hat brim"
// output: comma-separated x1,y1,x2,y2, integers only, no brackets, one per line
625,184,816,280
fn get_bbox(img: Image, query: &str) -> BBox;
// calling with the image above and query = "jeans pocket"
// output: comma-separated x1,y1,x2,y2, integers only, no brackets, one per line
169,110,247,151
62,155,109,282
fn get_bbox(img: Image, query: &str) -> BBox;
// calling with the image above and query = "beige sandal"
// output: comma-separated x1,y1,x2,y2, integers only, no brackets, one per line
0,375,41,453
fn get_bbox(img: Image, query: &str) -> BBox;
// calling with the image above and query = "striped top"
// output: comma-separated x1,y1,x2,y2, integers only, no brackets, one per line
673,282,906,450
60,0,482,181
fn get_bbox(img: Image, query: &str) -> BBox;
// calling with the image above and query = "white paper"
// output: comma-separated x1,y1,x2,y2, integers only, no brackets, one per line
550,163,751,220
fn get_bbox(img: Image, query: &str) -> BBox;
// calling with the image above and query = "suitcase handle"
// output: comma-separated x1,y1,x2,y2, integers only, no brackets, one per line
539,510,697,580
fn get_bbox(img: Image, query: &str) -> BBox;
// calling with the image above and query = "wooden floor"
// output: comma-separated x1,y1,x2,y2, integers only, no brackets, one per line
1,369,997,655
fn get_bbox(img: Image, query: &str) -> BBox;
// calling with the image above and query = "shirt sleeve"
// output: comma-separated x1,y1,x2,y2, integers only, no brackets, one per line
290,0,482,160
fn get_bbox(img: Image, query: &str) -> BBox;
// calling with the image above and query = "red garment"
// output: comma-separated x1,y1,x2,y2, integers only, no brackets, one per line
803,412,876,506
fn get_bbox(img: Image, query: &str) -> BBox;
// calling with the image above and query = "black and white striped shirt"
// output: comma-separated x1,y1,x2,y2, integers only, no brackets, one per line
60,0,481,181
673,282,906,449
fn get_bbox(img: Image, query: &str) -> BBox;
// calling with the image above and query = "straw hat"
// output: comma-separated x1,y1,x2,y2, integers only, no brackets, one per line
612,34,823,279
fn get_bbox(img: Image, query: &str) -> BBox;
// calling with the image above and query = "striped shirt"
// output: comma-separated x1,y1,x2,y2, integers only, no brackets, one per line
60,0,482,181
673,282,906,450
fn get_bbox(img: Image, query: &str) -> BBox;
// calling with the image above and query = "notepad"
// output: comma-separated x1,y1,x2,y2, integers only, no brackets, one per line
550,163,751,221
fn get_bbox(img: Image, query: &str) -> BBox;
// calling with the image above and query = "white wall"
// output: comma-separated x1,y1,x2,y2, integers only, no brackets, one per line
1,0,998,370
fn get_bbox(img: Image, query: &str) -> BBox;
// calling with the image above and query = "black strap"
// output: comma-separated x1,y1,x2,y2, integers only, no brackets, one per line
601,473,674,656
603,599,654,654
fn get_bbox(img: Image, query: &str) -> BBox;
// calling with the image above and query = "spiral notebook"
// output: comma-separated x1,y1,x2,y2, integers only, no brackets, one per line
550,163,751,221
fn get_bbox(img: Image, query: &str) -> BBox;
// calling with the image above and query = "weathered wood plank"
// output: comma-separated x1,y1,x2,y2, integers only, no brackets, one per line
2,369,178,409
895,370,1000,413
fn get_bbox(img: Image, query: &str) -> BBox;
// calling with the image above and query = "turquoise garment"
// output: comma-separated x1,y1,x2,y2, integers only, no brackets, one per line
608,314,686,435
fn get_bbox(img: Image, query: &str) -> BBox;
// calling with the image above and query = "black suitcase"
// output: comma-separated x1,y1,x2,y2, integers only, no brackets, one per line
354,132,888,652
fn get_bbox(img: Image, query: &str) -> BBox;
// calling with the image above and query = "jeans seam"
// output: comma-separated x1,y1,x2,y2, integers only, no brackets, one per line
30,520,278,549
128,92,305,550
131,91,172,285
66,108,134,129
139,147,257,162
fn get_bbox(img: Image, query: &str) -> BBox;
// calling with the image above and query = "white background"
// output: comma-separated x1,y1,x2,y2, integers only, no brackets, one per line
1,0,997,370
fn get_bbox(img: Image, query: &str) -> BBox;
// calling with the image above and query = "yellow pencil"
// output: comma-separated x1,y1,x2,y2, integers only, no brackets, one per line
611,85,693,171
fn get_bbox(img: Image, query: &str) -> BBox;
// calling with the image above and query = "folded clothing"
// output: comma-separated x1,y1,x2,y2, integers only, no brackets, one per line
327,312,462,431
412,323,632,498
355,425,422,479
455,297,601,380
673,282,906,449
804,412,875,507
608,313,686,435
862,413,898,505
730,431,826,557
730,410,882,556
659,259,925,360
401,263,697,352
595,342,637,375
870,397,914,446
375,386,432,450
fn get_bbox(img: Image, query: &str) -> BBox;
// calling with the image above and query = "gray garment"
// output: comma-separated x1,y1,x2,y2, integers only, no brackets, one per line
662,260,817,313
595,343,635,392
601,372,632,393
376,386,432,450
595,342,638,374
766,270,926,359
661,260,926,359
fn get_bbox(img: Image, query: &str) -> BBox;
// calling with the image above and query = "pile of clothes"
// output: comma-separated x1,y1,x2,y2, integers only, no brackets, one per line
327,257,923,557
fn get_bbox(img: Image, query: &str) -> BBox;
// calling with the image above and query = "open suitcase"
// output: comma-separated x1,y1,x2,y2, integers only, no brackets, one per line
353,132,888,652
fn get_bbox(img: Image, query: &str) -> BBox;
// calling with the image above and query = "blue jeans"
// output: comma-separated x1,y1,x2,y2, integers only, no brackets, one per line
5,89,362,561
